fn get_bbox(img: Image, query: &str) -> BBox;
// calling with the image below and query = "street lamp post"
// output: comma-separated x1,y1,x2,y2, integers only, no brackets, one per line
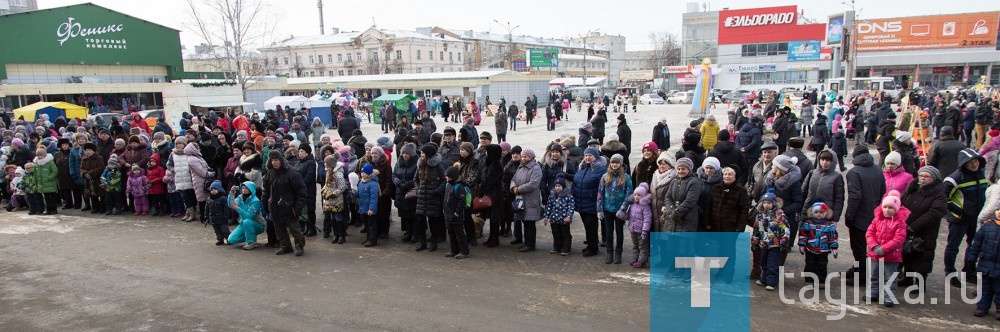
493,20,520,71
578,28,599,85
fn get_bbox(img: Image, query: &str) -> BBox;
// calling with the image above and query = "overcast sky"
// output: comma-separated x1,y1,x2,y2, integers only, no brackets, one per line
39,0,1000,51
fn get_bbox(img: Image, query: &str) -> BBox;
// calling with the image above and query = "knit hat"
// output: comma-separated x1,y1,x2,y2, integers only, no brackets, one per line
990,129,1000,138
676,157,694,170
617,113,626,121
884,151,902,165
582,122,594,130
479,131,492,140
760,189,777,204
299,144,312,155
718,130,730,142
364,142,375,150
895,131,912,143
657,151,674,165
153,132,165,141
445,166,460,180
773,155,797,172
401,143,417,158
108,154,120,167
918,166,941,181
460,142,475,155
607,133,619,142
584,146,600,158
290,140,301,148
352,129,363,137
940,126,955,137
702,157,721,170
881,190,902,209
853,144,870,157
337,146,352,163
787,137,805,149
361,163,374,175
522,148,536,160
610,154,624,164
499,142,511,153
634,182,649,196
324,155,338,167
761,142,778,151
642,141,658,152
376,136,390,146
554,177,567,189
420,143,438,157
11,138,23,148
811,202,829,216
371,146,385,158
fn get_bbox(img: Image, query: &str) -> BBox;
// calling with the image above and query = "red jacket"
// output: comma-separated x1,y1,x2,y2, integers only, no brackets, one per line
146,154,166,195
216,117,232,133
129,113,151,136
232,115,250,133
866,206,910,263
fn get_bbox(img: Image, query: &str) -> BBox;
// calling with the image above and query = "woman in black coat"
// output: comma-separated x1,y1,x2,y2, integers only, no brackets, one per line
392,143,419,242
414,143,445,252
899,166,948,287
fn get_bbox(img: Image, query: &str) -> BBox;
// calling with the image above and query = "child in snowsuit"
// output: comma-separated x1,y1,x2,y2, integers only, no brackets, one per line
163,170,185,218
5,166,24,211
228,181,265,250
625,182,652,268
752,189,789,290
543,177,575,256
126,165,149,215
21,163,42,215
357,164,380,247
798,202,839,286
967,206,1000,318
866,190,909,307
101,155,124,215
206,180,231,245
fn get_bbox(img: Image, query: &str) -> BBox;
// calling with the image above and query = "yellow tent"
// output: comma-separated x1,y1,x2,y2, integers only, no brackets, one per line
13,102,89,122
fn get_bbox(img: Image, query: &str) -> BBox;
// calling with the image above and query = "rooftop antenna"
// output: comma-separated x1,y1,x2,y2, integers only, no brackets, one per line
371,17,377,28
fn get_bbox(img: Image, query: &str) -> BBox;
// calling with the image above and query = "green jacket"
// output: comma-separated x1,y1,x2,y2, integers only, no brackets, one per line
34,154,59,194
20,170,39,194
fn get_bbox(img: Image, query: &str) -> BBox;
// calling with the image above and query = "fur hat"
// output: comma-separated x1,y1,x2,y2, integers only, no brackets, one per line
128,135,141,145
676,157,694,170
918,166,941,181
657,151,674,166
788,137,805,149
510,145,522,155
773,155,797,172
299,144,312,155
83,142,97,151
443,127,456,136
881,190,902,209
401,143,417,158
418,143,437,158
884,151,902,166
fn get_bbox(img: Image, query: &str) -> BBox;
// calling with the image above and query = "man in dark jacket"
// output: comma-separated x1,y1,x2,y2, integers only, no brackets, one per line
842,145,885,280
928,126,966,178
651,117,670,152
944,100,962,137
262,150,308,257
337,111,359,141
772,106,792,154
152,118,172,137
735,117,763,169
437,127,462,167
943,148,988,285
295,144,318,237
616,114,632,160
592,109,607,144
784,137,813,176
708,130,749,185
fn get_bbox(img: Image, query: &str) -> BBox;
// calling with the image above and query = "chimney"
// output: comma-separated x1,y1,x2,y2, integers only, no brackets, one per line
317,0,325,35
331,27,340,34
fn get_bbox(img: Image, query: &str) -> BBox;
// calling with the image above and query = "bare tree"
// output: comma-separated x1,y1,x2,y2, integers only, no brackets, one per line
647,31,682,72
186,0,275,98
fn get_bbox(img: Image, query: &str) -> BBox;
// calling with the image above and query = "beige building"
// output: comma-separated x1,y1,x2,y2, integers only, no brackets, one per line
422,27,612,75
259,27,465,78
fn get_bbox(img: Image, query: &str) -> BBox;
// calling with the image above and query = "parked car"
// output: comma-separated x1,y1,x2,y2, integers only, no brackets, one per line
138,109,163,129
639,93,664,105
722,90,749,103
667,92,693,104
88,112,122,126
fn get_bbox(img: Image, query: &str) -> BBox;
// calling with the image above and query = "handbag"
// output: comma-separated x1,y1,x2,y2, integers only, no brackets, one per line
405,189,417,202
903,235,925,254
512,196,524,212
472,195,492,211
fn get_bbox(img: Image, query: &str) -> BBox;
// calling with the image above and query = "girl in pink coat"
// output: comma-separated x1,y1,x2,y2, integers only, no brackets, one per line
866,190,909,307
882,151,912,197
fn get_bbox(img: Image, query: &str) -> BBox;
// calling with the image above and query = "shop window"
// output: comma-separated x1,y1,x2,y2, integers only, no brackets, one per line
778,43,788,55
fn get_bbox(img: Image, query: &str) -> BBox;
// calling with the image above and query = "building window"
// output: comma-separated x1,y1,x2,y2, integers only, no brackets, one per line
430,67,435,73
283,57,289,65
372,52,379,62
417,50,422,60
328,71,333,76
458,53,462,62
397,67,403,74
338,54,343,62
429,51,433,60
741,43,789,57
308,55,314,64
327,54,332,63
358,70,364,75
356,52,362,61
416,67,422,73
338,70,344,76
396,50,402,60
348,69,354,75
449,52,453,63
295,55,301,65
440,51,444,61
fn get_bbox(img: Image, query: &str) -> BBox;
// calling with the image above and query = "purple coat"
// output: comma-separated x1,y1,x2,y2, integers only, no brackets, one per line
627,193,653,234
184,143,215,202
125,169,148,197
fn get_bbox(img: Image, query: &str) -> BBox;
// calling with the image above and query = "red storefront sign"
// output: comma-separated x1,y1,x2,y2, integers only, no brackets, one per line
885,68,914,75
718,5,827,44
932,67,950,74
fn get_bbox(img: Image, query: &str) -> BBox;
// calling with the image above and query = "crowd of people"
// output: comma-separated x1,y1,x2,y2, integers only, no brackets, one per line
6,86,1000,317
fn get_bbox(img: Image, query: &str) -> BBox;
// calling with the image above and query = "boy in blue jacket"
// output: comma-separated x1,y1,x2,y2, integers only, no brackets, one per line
206,180,231,245
444,166,470,259
798,202,839,287
357,164,380,247
968,207,1000,319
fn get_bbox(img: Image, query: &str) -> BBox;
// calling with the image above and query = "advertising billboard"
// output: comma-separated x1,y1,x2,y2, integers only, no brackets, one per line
0,3,183,79
662,65,693,74
828,16,844,44
855,12,1000,51
620,70,655,81
787,41,821,61
718,5,827,44
529,48,559,67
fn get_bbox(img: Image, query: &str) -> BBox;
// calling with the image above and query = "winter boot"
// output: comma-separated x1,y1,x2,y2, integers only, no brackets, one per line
182,207,196,222
605,250,614,264
614,250,623,264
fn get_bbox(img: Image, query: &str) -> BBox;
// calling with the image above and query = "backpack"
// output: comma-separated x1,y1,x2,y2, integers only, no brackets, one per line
452,182,472,209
